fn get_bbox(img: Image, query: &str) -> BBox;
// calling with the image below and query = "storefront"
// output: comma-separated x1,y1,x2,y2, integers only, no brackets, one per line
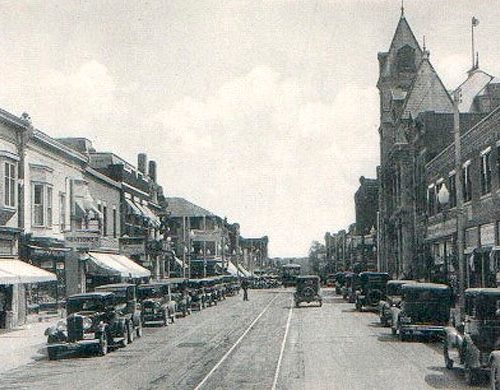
0,258,56,329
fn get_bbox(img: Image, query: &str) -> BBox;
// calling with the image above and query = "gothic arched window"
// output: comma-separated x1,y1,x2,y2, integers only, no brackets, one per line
397,45,416,72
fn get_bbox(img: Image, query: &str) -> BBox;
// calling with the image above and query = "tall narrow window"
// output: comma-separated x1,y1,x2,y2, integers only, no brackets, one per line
46,187,53,227
463,162,472,202
33,184,44,226
102,203,108,236
427,185,436,216
4,162,15,207
59,193,66,232
481,149,492,195
113,207,117,238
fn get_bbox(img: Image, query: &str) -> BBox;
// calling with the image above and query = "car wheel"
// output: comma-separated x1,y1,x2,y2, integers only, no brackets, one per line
491,359,500,390
136,323,143,338
399,330,408,342
47,347,58,361
128,322,135,343
121,325,129,347
162,312,168,327
355,302,362,312
295,301,300,308
391,327,397,335
319,300,323,307
98,333,108,356
443,343,454,369
380,316,388,327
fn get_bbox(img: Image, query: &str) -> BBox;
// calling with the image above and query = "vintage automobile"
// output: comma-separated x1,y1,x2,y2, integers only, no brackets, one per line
45,292,130,359
355,272,391,311
325,274,336,288
293,275,322,307
341,272,360,303
199,278,218,307
334,272,347,295
169,278,191,317
188,279,206,310
444,288,500,386
137,282,176,326
223,275,240,296
379,280,417,326
392,283,452,341
94,283,143,339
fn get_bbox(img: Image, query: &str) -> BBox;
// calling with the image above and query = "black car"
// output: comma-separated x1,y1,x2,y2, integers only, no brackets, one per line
294,275,322,307
167,278,191,317
379,280,416,326
392,283,452,341
341,272,360,303
355,272,391,311
94,284,143,340
45,292,129,359
188,279,206,310
444,288,500,386
137,283,176,326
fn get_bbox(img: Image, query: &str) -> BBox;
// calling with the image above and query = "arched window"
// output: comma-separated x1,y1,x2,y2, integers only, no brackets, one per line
397,45,416,72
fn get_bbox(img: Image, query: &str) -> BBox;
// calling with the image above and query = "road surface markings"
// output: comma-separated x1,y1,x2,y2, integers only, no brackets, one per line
193,293,280,390
271,296,293,390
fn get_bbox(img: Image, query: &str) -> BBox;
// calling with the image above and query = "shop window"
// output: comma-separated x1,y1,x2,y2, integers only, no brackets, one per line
113,207,117,238
463,162,472,203
481,148,492,195
448,173,456,208
4,162,16,208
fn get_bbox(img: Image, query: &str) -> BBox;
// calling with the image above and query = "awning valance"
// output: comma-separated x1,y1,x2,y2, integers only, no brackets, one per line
0,259,57,284
87,252,151,279
135,203,161,228
125,199,143,217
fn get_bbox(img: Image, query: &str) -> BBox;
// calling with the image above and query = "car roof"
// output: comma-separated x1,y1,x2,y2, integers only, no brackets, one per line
95,283,136,290
387,279,417,285
402,283,450,291
465,288,500,297
359,272,390,277
68,292,114,299
297,275,319,279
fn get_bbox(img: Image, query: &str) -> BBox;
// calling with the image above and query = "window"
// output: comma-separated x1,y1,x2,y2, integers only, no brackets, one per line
480,148,492,195
102,202,107,236
427,185,436,216
4,162,15,208
59,193,66,232
397,45,416,72
46,187,53,226
33,184,44,226
448,173,456,208
436,181,444,213
463,162,472,202
113,207,117,238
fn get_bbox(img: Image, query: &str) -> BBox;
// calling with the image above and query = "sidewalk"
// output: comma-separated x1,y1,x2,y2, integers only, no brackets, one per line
0,314,60,376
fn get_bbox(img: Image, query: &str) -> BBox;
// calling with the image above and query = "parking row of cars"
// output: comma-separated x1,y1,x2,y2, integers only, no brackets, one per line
44,276,240,360
333,271,500,388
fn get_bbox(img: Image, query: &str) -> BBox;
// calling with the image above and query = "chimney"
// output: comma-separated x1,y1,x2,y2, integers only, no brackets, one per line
138,153,147,175
148,160,157,183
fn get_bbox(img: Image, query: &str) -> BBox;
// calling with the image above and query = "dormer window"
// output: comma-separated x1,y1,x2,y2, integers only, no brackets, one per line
397,45,416,72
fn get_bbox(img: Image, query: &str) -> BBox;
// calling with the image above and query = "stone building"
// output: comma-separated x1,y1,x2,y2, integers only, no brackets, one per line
355,176,379,235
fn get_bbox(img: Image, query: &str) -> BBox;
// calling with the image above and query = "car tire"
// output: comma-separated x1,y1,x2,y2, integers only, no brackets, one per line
319,300,323,307
491,359,500,390
355,302,362,312
136,323,143,338
399,330,408,342
380,316,388,327
121,325,129,347
47,347,58,361
391,327,397,335
464,363,479,386
443,343,454,369
128,322,135,343
98,333,108,356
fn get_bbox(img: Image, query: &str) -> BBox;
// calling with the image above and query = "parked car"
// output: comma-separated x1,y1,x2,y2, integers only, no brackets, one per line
94,283,143,340
334,272,347,295
200,278,218,307
45,292,129,359
169,278,191,317
325,274,336,288
341,272,359,303
294,275,322,307
222,275,240,296
355,272,391,311
444,288,500,386
392,283,452,341
379,280,417,326
188,279,206,310
137,282,176,326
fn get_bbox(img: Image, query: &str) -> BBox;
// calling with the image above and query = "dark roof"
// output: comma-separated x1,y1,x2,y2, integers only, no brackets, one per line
95,283,136,290
166,197,215,218
387,279,417,286
68,292,114,299
402,283,450,291
465,288,500,297
359,272,390,277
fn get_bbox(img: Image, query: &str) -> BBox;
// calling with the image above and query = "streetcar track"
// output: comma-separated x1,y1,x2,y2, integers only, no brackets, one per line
271,295,293,390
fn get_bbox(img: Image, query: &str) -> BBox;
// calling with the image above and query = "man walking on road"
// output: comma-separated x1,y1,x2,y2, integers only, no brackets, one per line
241,278,249,301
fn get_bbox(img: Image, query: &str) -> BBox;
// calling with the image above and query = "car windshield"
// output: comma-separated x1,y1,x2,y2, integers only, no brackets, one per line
387,283,404,296
404,289,449,303
138,287,162,299
67,297,105,314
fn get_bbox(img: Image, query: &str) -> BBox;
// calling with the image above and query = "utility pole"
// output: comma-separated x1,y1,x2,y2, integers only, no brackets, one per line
453,89,465,320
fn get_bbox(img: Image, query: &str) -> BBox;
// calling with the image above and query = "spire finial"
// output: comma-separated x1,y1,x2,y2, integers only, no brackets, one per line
401,0,405,17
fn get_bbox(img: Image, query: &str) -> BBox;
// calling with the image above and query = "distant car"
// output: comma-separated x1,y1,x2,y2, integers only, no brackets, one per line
325,274,336,288
45,292,129,360
188,279,206,310
379,280,417,326
94,284,143,340
392,283,452,341
355,272,391,311
168,278,191,317
334,272,347,295
341,272,360,303
294,275,322,307
137,283,176,326
444,288,500,386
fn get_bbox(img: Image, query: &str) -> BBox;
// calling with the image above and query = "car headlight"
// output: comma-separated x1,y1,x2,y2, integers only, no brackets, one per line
82,316,93,330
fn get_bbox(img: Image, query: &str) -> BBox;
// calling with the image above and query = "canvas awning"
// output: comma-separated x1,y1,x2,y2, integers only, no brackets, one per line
237,264,251,277
0,259,57,284
87,252,151,279
226,261,240,276
135,203,161,228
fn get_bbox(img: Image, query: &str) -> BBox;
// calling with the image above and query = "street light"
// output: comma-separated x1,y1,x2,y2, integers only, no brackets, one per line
437,183,450,284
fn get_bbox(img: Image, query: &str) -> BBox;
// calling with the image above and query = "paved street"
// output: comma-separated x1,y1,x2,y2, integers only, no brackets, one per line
0,289,488,390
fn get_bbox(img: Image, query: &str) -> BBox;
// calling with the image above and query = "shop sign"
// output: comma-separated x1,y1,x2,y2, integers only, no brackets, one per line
426,218,457,240
480,223,496,247
65,232,101,250
119,237,145,256
29,246,67,261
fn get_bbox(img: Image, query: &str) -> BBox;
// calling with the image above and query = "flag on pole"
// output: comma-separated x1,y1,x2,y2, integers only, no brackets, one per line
472,17,479,27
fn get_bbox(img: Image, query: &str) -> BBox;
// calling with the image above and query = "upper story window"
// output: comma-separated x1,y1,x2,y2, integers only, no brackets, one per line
397,45,416,73
427,184,436,216
480,147,492,195
463,161,472,203
4,162,16,208
59,193,66,232
32,182,53,227
448,172,457,208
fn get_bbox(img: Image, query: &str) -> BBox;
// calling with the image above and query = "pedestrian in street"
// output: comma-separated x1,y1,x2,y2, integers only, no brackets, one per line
241,277,249,301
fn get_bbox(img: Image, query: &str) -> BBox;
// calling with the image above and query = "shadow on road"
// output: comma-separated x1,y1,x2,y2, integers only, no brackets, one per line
424,366,470,389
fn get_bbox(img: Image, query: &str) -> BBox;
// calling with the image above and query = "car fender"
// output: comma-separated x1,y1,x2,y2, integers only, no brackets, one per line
489,350,500,366
463,334,481,369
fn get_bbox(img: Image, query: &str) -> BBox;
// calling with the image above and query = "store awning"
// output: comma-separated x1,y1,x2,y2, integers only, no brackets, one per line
135,203,161,228
173,256,188,269
226,261,240,276
125,199,143,217
0,259,57,284
237,264,251,277
87,252,151,279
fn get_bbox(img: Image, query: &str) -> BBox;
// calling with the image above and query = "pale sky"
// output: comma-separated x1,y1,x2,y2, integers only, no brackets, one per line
1,0,499,257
